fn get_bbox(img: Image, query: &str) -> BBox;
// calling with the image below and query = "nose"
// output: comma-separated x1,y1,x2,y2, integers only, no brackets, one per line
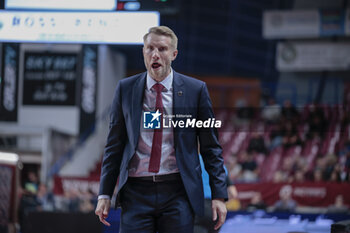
151,49,159,59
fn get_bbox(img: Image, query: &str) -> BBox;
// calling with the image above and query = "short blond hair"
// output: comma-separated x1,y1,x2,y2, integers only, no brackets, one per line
143,26,178,49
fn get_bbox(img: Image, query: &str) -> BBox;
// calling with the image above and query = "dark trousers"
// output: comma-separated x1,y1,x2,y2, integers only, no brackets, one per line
119,178,194,233
194,199,219,233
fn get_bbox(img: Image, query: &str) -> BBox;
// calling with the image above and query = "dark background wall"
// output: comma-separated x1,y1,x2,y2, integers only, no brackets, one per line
112,0,290,82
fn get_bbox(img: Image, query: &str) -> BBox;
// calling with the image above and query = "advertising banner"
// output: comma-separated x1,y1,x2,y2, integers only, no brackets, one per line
79,45,97,136
264,9,349,39
263,10,320,39
53,177,350,208
23,52,79,106
236,182,350,207
276,42,350,71
0,11,159,44
0,43,19,121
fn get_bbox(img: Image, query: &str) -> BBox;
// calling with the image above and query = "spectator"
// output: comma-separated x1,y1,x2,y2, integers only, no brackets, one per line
329,165,342,183
339,140,350,158
293,169,306,183
18,185,41,232
79,197,95,213
269,124,283,150
273,186,297,212
314,155,327,170
306,104,327,140
313,169,324,182
61,188,80,212
345,151,350,181
293,157,308,176
281,120,302,148
246,192,267,212
225,186,240,212
79,189,97,213
261,98,281,123
340,110,350,131
272,170,287,183
281,157,294,181
247,132,267,155
327,195,348,213
234,99,255,126
323,153,338,181
281,100,299,123
36,183,55,211
23,171,39,194
239,152,259,182
226,155,242,182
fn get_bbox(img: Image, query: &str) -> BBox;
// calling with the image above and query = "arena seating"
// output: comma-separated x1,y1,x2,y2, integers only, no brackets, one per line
217,104,349,183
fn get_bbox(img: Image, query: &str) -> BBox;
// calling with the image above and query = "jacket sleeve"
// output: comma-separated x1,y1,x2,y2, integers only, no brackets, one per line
197,82,228,200
98,81,127,197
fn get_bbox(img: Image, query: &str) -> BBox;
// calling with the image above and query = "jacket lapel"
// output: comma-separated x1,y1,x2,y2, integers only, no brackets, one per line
172,71,184,148
131,72,147,147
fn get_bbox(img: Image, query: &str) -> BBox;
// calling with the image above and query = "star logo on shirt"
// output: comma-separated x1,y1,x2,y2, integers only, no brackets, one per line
143,110,162,129
151,109,162,122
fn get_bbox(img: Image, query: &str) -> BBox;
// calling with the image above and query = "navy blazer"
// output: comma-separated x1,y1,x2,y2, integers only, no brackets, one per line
99,71,227,216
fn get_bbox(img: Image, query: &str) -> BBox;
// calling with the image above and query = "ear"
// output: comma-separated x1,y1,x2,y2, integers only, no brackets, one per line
172,49,178,61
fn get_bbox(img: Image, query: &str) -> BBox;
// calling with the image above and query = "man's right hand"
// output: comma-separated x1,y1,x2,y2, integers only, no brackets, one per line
95,198,111,226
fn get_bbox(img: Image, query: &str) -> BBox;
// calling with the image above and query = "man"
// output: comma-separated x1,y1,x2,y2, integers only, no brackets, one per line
95,26,227,233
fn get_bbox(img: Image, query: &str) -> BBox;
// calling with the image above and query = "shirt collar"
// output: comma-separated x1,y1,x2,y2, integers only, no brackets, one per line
146,68,173,91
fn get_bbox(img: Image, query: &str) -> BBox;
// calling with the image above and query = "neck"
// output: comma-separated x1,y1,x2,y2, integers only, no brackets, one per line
152,76,166,82
151,69,171,82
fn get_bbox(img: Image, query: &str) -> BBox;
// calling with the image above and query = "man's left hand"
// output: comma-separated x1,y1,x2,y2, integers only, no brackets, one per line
212,198,227,230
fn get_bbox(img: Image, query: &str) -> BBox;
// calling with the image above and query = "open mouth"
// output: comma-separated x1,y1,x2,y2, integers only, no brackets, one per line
151,63,161,69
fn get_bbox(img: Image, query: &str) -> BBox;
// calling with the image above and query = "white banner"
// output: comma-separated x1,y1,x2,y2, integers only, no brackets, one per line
0,11,159,44
263,10,320,39
5,0,117,10
276,42,350,71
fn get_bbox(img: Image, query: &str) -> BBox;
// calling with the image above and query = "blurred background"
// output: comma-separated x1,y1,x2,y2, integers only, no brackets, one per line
0,0,350,233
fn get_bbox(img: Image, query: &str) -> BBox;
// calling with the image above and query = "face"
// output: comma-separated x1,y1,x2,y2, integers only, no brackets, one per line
143,33,178,82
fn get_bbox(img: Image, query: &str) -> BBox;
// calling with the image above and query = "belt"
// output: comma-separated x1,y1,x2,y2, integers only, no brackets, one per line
128,173,181,183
